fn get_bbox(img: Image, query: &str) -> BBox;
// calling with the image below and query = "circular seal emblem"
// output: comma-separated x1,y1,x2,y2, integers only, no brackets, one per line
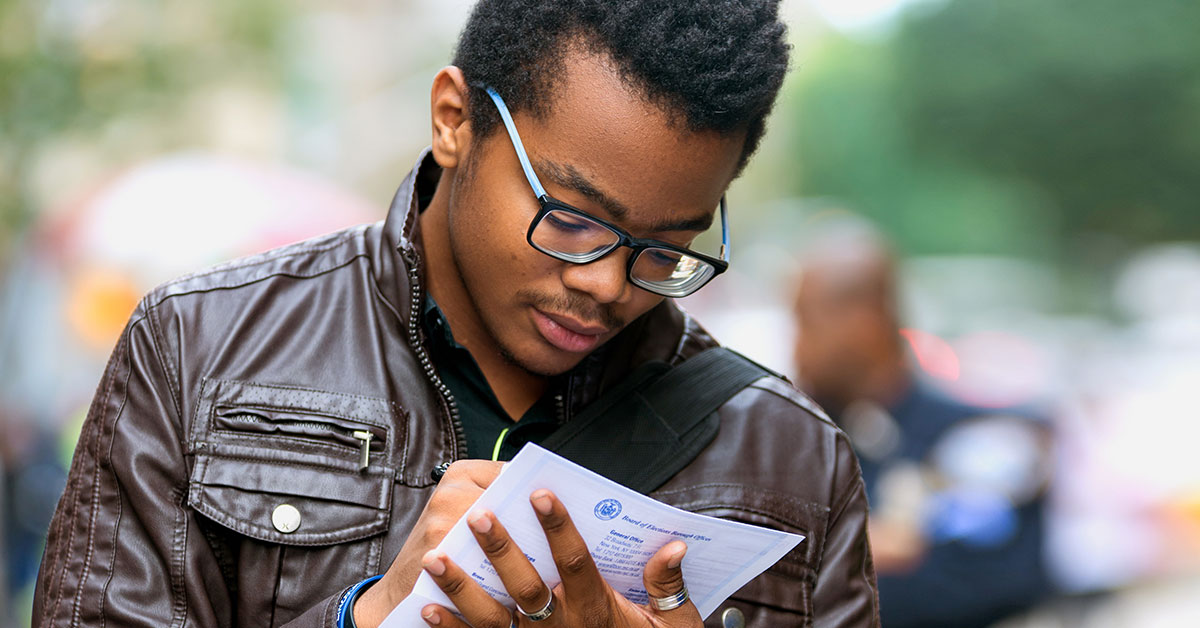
594,498,622,521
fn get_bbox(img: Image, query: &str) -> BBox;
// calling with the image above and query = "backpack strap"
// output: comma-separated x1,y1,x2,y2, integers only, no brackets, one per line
541,347,773,494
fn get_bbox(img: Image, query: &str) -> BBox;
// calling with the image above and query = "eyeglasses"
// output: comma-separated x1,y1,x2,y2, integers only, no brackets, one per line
483,86,730,298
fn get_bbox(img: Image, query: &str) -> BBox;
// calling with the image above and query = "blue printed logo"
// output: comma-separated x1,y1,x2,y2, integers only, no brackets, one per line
594,498,622,521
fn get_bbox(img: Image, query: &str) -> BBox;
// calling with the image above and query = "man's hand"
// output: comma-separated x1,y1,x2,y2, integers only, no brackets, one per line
417,489,703,628
355,460,505,628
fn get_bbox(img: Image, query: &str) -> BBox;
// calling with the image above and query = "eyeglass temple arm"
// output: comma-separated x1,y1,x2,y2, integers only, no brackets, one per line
719,196,730,262
484,87,548,199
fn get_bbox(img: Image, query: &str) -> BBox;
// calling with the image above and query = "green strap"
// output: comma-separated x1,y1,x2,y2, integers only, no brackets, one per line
491,427,510,462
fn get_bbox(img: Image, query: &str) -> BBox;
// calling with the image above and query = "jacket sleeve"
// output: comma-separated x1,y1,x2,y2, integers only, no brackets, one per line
33,304,345,627
280,589,350,628
812,433,881,628
34,305,220,626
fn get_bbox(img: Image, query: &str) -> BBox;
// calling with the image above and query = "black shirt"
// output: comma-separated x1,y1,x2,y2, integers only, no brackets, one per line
422,296,560,461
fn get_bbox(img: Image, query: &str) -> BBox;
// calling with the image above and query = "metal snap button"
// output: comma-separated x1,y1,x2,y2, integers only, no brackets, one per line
721,607,745,628
272,504,301,533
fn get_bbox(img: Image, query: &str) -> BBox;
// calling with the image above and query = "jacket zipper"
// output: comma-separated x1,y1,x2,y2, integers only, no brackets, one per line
403,249,466,462
220,412,378,470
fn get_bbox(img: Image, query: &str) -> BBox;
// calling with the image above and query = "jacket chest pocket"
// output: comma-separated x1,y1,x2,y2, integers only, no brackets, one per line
652,483,829,627
186,379,403,624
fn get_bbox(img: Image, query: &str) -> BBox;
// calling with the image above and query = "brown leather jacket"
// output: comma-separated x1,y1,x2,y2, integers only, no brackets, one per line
34,152,879,628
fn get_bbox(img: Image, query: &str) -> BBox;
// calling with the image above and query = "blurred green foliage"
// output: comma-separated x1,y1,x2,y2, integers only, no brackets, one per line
789,0,1200,261
0,0,290,261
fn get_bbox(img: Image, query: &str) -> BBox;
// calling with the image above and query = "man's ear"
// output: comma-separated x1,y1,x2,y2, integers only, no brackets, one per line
430,66,473,170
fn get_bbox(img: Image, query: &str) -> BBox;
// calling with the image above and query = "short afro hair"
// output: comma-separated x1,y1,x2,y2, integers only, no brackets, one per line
452,0,790,174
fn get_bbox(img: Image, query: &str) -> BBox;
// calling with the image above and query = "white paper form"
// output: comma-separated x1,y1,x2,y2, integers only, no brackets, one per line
382,444,803,625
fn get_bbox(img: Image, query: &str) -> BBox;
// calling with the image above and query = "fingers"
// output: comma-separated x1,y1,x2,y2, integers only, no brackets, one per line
529,490,607,600
643,540,687,598
467,509,553,615
643,541,701,621
441,460,506,491
421,550,514,628
419,604,474,627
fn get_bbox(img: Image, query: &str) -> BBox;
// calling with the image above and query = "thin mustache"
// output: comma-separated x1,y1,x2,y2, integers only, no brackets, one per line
518,290,625,331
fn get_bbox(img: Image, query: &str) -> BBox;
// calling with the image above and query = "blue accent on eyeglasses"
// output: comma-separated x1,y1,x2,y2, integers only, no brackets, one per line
485,87,548,200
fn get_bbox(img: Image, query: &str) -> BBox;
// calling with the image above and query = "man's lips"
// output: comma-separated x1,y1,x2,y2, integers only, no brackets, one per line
532,308,609,353
541,310,609,335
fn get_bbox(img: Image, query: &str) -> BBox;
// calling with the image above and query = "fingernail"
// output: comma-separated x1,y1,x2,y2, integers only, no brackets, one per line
422,551,446,576
468,510,492,534
531,490,553,515
668,543,687,569
422,607,441,625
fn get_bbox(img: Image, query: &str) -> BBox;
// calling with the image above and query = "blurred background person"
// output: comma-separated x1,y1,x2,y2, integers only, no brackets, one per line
0,445,8,628
791,218,1053,628
0,418,65,628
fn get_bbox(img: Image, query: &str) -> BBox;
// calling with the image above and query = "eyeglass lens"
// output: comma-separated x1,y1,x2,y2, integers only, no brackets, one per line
531,207,715,296
530,209,620,262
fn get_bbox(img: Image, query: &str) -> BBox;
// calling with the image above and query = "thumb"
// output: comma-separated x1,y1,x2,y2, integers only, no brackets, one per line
643,541,701,622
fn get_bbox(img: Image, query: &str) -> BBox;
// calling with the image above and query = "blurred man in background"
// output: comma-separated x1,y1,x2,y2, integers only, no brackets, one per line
792,219,1052,628
0,448,8,628
0,416,67,628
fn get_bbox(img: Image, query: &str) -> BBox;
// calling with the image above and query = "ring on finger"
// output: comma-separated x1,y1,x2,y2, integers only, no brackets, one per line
516,590,555,622
650,585,690,611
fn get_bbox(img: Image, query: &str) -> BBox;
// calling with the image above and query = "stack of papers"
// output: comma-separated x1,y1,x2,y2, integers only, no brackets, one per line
383,444,803,624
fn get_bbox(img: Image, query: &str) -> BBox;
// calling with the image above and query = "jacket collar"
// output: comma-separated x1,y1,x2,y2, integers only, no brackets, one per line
373,148,438,334
376,150,719,412
383,148,441,255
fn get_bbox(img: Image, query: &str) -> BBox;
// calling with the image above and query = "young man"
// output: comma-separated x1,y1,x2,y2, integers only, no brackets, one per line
35,1,878,627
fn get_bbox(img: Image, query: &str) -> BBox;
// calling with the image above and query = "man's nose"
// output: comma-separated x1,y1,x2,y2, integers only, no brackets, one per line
559,248,631,304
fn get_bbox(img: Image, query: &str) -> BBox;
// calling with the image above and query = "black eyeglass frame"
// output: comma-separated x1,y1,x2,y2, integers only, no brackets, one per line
482,85,730,298
524,199,729,298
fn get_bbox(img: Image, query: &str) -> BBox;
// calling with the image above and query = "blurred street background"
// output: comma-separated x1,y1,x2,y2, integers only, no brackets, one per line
2,0,1199,626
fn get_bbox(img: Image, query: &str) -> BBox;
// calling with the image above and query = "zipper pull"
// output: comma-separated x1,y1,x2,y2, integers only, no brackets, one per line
352,430,373,470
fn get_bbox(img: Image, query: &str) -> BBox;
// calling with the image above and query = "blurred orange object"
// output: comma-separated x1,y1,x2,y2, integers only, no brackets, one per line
1161,494,1200,570
64,266,141,352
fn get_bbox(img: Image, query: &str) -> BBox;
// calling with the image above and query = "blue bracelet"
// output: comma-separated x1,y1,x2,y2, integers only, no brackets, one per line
336,575,383,628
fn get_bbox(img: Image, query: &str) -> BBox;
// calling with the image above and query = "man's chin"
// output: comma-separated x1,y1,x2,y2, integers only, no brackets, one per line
498,343,592,378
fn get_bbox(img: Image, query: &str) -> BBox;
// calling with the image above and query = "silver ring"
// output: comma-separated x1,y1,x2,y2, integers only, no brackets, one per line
650,585,690,611
517,591,555,622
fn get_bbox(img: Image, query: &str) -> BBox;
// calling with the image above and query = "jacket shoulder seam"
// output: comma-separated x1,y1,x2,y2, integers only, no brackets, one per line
144,299,184,424
144,226,371,308
742,378,838,429
146,250,372,314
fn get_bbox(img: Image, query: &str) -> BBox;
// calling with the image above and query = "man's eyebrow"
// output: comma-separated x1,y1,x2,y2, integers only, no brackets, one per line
535,159,715,233
536,159,631,220
649,213,714,234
